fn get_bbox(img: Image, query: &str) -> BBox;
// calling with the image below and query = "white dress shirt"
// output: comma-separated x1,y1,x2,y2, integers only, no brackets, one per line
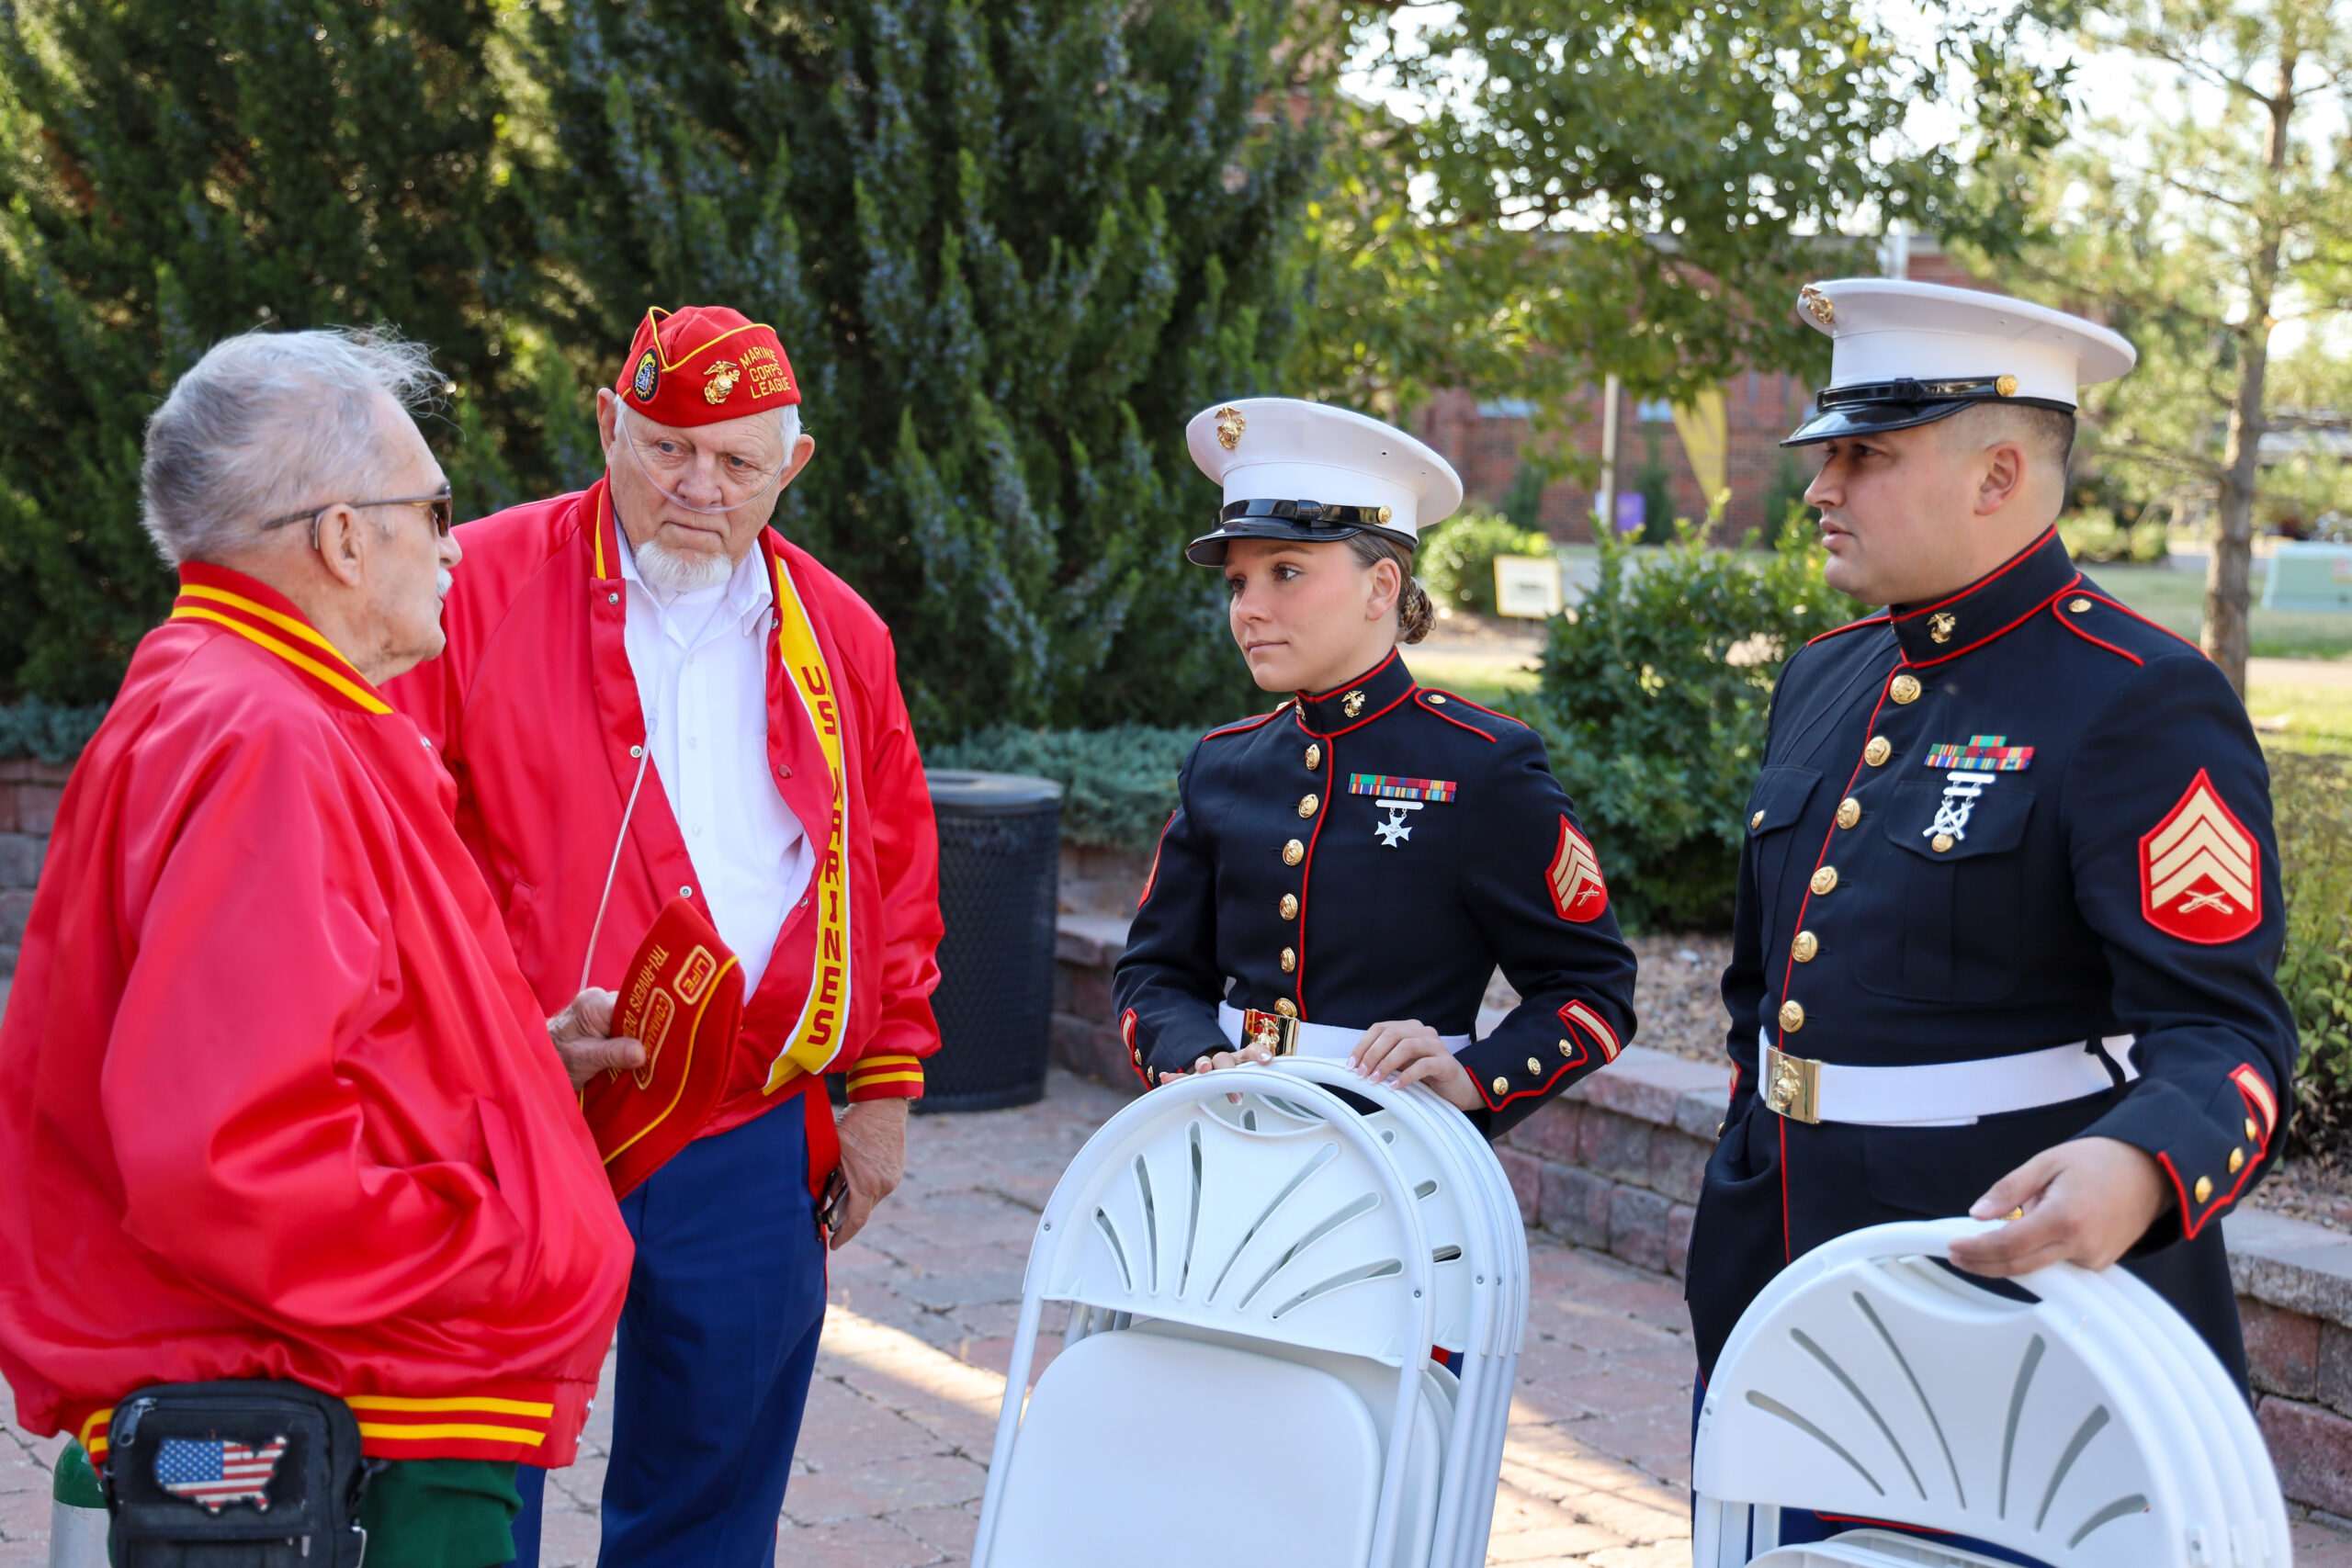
618,536,813,991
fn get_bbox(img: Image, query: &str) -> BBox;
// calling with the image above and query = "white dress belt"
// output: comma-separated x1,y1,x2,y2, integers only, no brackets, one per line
1217,1002,1472,1063
1758,1028,2140,1127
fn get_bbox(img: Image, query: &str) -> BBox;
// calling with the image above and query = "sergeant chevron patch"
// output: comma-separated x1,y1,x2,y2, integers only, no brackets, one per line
2140,769,2260,943
1547,818,1609,923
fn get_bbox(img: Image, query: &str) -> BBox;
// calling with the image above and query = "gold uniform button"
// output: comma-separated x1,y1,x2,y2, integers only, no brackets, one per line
1809,865,1839,896
1526,1056,1543,1075
2194,1175,2213,1204
2247,1117,2262,1142
1890,673,1921,704
1932,833,1954,853
2069,597,2092,613
2229,1148,2245,1174
1750,810,1765,829
1279,894,1299,919
1836,796,1860,829
1298,794,1320,818
1304,744,1322,771
1280,947,1296,973
1492,1077,1510,1097
1275,998,1297,1018
1283,839,1305,865
1428,694,1448,705
1778,999,1805,1032
1559,1038,1575,1056
1792,931,1818,963
1864,736,1892,767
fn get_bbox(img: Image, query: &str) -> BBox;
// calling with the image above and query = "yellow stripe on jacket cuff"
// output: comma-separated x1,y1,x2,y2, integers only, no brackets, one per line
846,1056,924,1099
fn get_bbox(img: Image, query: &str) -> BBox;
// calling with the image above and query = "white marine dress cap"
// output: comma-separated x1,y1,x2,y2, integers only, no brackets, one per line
1183,398,1465,566
1782,278,2138,446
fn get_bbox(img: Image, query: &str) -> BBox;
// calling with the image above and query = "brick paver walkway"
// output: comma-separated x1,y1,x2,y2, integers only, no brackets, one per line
1,1069,2347,1565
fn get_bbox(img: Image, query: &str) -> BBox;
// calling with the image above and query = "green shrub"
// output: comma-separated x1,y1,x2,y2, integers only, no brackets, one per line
2275,751,2352,1156
0,699,106,765
1420,508,1554,617
1506,519,1858,931
927,724,1195,852
2061,507,2168,564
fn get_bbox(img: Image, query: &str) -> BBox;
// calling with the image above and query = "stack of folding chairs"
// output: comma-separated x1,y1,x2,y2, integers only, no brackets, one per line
971,1058,1530,1568
1693,1217,2292,1568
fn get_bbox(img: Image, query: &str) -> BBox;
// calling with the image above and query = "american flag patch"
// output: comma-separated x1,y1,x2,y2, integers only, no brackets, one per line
155,1435,286,1513
1925,735,2033,772
1348,773,1456,803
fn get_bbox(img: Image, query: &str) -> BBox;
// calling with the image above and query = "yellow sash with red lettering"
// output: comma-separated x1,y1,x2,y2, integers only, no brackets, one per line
765,553,852,1091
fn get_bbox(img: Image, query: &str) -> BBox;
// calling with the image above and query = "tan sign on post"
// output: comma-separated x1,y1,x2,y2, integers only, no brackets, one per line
1493,554,1563,618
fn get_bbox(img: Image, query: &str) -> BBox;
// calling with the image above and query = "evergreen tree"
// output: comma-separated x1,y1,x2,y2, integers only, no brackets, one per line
529,0,1314,738
0,0,554,702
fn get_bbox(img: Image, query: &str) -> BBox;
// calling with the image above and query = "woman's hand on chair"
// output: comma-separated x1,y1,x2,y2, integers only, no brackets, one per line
1351,1021,1481,1111
1190,1046,1276,1103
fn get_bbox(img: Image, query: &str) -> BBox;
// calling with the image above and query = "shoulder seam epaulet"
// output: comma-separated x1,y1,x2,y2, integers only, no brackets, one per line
1200,703,1291,743
1419,689,1526,728
2069,589,2205,656
1801,613,1893,650
1414,689,1515,742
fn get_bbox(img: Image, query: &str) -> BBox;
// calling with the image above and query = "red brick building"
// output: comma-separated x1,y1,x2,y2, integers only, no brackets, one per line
1414,241,1989,542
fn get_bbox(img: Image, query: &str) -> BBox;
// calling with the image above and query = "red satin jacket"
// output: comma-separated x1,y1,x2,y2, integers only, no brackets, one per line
383,481,944,1188
0,565,632,1467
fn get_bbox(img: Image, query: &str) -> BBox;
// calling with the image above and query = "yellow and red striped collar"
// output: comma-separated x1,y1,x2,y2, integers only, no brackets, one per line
169,562,391,716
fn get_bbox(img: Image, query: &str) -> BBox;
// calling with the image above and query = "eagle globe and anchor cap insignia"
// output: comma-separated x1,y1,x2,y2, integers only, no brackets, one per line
2141,768,2261,943
703,359,743,404
1547,818,1609,923
155,1434,288,1513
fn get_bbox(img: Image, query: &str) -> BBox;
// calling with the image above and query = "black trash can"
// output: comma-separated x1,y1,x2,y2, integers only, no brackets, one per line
917,769,1064,1112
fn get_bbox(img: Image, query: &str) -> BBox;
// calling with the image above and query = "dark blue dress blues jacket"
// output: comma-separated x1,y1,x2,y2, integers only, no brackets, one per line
1686,526,2296,1385
1111,649,1641,1141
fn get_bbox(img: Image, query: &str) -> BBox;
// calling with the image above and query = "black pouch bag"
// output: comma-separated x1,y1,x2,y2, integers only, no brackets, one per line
104,1380,374,1566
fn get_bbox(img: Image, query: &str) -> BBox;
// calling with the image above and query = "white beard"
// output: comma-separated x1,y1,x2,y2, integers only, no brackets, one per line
634,536,733,593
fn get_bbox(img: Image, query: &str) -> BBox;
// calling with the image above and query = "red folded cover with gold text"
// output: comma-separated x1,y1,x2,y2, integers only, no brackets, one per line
581,897,743,1199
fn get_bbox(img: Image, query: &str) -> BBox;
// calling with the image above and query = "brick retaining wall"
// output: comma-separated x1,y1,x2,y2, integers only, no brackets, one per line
0,761,67,976
1054,909,2352,1520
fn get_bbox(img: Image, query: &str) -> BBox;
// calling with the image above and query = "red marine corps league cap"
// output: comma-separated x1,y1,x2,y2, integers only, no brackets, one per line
616,305,801,427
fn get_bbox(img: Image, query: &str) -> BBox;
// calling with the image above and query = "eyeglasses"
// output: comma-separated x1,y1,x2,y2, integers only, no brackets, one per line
261,490,456,547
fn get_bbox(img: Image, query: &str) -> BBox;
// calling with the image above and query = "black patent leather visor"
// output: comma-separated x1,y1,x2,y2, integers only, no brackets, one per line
1185,498,1416,565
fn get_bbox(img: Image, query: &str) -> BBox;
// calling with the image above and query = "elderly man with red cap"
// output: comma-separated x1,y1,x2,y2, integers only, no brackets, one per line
386,306,944,1565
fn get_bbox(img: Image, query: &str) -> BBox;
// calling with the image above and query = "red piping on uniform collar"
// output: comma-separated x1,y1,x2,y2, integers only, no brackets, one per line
1889,526,2061,624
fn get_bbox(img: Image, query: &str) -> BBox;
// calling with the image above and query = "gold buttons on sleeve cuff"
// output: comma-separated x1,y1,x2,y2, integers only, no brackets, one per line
1792,931,1818,963
1527,1056,1543,1075
2229,1148,2245,1173
1283,839,1305,865
1864,736,1892,767
2194,1175,2213,1203
2247,1117,2261,1142
1492,1077,1510,1097
1298,794,1320,818
1750,810,1765,829
1280,947,1296,973
1279,894,1299,919
1559,1039,1575,1056
1809,865,1839,896
1836,797,1860,829
1304,744,1321,770
1890,673,1921,704
2069,597,2092,613
1932,834,1954,853
1778,1000,1805,1032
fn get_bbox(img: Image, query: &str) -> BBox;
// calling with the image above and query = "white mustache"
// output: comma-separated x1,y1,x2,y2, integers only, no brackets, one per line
436,570,454,599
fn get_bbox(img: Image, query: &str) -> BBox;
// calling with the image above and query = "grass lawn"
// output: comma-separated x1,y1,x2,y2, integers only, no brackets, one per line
2248,668,2352,757
2052,562,2352,662
1402,648,1542,709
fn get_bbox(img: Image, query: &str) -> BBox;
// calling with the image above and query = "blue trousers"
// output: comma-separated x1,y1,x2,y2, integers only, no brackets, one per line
507,1103,828,1568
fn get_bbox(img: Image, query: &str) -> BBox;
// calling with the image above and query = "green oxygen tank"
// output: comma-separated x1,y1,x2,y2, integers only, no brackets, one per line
49,1438,107,1568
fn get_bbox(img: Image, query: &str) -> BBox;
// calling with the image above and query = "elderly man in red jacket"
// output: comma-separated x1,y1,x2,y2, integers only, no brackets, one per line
0,328,636,1567
385,305,944,1566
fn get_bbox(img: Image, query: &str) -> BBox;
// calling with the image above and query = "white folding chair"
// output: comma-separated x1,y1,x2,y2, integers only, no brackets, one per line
1692,1217,2290,1568
972,1061,1529,1568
